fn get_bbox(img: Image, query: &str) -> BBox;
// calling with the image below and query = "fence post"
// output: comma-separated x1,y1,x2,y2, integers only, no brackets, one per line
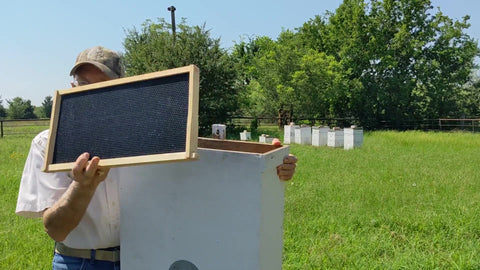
1,120,3,138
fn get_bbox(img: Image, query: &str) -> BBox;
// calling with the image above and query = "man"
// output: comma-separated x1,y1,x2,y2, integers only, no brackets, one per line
16,46,297,269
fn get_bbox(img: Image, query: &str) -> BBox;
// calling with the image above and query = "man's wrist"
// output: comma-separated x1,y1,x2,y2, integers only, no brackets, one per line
71,180,97,194
64,181,97,211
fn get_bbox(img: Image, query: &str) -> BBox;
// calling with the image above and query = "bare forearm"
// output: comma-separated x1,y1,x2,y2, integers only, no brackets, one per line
43,153,109,242
43,181,97,242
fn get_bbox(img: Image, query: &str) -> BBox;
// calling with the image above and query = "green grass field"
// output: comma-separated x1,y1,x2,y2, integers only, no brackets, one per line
284,131,480,269
1,130,480,269
0,135,52,269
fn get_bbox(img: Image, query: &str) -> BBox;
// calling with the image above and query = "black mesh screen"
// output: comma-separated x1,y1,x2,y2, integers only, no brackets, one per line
53,73,189,164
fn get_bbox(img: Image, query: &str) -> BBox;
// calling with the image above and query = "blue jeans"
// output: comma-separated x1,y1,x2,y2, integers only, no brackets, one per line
52,253,120,270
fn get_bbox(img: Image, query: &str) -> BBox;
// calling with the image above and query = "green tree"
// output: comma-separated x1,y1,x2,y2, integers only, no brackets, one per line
0,96,6,119
230,36,262,117
42,95,53,118
7,97,36,119
34,106,44,118
232,32,359,126
123,19,238,135
232,33,303,124
458,71,480,117
298,0,479,128
291,50,363,120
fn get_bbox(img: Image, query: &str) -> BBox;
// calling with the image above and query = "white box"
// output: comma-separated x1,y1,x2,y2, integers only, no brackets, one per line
344,127,363,150
294,126,312,145
119,139,289,270
283,125,299,144
259,134,274,144
212,124,226,139
327,128,344,148
312,126,329,146
240,130,251,141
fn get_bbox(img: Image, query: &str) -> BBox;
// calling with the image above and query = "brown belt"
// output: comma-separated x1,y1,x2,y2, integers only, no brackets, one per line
54,242,120,262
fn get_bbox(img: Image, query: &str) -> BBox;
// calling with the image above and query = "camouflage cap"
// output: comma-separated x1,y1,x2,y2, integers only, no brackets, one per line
70,46,124,79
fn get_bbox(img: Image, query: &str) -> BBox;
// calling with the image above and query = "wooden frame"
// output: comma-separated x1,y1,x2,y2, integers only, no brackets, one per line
198,137,285,154
43,65,199,172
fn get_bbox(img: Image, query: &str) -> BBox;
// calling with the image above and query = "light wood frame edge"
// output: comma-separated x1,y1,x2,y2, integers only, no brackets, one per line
42,91,61,172
57,65,197,95
46,152,198,172
185,65,200,159
43,65,199,173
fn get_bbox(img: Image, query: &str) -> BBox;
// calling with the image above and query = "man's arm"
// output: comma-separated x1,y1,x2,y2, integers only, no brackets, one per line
43,153,109,242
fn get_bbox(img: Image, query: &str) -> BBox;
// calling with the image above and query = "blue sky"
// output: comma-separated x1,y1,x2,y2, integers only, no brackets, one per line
1,0,479,106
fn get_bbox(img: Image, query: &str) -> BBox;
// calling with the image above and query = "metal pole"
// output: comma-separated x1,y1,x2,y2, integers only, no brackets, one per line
168,6,176,44
1,120,3,138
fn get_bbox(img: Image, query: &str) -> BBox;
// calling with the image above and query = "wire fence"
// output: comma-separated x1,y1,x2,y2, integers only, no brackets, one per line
375,118,480,132
0,119,50,138
438,118,480,132
230,116,359,128
1,118,479,138
231,117,480,132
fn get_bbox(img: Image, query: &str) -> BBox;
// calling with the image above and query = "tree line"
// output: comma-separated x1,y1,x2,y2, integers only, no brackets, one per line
124,0,479,133
3,0,479,133
0,95,52,120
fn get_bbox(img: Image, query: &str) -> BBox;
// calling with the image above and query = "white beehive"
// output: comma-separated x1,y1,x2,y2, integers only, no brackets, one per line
294,126,312,145
327,127,344,148
212,124,226,139
283,124,299,144
344,126,363,150
240,130,251,141
119,139,289,270
312,126,329,146
259,134,274,144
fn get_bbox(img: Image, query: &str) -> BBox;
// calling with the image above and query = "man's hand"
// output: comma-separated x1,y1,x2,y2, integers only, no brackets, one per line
277,154,297,181
72,152,110,190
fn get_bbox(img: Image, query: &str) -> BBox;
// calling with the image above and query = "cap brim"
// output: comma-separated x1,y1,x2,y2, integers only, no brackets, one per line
69,61,119,79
